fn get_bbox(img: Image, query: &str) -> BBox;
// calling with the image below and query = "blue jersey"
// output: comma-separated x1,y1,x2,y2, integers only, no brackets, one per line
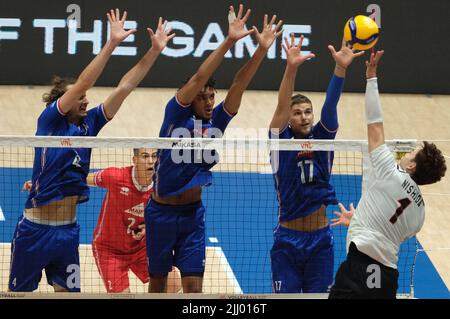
154,96,234,197
25,99,109,208
270,75,344,222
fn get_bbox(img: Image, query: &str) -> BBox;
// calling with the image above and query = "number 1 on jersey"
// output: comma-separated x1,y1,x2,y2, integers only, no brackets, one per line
298,160,313,184
390,198,412,224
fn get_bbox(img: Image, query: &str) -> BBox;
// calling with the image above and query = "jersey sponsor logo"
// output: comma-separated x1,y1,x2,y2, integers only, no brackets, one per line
120,187,130,196
125,203,145,217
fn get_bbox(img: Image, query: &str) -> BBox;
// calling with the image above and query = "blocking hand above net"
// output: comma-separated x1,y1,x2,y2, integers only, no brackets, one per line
268,35,363,294
146,6,283,294
8,9,173,293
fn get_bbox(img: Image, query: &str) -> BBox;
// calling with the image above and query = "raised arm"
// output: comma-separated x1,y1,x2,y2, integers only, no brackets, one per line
269,34,315,132
319,39,365,132
59,9,136,113
103,17,175,119
364,50,385,152
177,4,254,105
224,14,283,114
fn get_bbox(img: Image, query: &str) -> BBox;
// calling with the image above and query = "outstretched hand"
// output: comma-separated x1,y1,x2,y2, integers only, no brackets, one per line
328,38,365,71
228,4,254,41
148,17,176,52
365,50,384,79
252,14,283,50
282,34,316,67
330,203,355,227
107,8,137,44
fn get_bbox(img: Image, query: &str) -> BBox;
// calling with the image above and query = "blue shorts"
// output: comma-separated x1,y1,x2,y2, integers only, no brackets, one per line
145,200,206,276
271,225,334,293
9,216,81,292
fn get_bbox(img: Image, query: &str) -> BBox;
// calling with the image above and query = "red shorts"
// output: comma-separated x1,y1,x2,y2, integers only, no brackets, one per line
93,244,149,293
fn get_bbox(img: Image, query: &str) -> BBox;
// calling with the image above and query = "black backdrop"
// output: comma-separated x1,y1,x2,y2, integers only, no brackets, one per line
1,0,449,94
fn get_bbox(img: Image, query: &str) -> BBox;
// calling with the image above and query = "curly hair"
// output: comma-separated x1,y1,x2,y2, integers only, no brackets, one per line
42,76,76,104
411,141,447,185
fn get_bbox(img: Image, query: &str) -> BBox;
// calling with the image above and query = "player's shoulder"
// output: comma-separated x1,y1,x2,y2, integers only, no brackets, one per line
101,166,131,179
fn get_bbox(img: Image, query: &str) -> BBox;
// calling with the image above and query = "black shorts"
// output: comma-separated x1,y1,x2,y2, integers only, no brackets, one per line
328,242,399,299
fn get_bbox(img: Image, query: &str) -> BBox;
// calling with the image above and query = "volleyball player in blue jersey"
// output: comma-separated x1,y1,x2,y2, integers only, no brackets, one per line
8,11,175,292
145,6,283,293
269,35,364,293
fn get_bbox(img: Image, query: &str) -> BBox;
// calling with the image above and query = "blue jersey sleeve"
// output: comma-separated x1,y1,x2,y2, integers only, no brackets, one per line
211,102,235,134
85,104,110,136
37,99,66,134
315,74,345,139
160,95,193,137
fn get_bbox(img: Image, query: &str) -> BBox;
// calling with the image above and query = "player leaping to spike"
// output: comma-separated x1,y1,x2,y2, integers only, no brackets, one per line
145,5,283,293
329,50,446,299
8,11,175,292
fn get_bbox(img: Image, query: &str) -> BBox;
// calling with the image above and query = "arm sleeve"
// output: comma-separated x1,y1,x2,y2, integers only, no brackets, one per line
365,77,383,124
37,99,66,133
370,144,397,180
317,74,345,137
94,167,118,188
211,102,235,134
85,104,110,136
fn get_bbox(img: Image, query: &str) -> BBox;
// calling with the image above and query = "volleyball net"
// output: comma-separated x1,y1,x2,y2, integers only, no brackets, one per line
0,136,420,296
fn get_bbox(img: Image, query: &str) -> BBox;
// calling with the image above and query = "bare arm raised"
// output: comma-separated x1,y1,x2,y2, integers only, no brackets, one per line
103,17,175,119
224,14,283,114
59,9,136,113
177,4,254,105
270,34,315,132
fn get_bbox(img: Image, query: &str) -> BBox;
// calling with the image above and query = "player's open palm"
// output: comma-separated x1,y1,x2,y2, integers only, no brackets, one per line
331,203,355,227
148,17,176,52
228,4,254,41
282,34,315,67
253,14,283,50
328,38,365,70
365,50,384,79
107,9,136,44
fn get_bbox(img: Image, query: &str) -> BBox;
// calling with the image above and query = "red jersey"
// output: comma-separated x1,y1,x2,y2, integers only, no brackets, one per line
92,166,152,254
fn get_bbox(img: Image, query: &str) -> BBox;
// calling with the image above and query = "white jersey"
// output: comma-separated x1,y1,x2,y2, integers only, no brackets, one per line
347,144,425,269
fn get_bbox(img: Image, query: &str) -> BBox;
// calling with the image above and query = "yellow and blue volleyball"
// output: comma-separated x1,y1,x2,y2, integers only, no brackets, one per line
344,15,380,50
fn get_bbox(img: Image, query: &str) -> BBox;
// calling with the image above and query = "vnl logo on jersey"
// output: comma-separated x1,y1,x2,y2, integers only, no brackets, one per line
296,141,314,159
